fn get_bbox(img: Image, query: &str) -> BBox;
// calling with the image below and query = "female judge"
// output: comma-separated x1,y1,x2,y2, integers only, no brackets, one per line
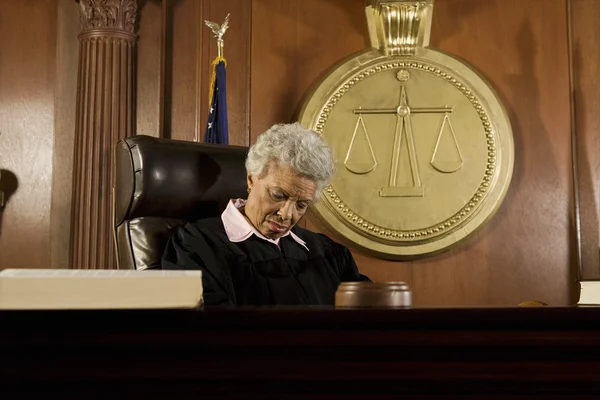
161,122,369,305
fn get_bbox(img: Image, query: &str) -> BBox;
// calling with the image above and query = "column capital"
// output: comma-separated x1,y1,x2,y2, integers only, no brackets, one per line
76,0,138,33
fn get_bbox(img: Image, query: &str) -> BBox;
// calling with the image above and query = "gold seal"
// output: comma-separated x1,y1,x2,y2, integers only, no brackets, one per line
298,0,514,260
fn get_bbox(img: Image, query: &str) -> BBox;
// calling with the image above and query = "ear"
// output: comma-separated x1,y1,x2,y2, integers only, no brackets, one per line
246,173,254,190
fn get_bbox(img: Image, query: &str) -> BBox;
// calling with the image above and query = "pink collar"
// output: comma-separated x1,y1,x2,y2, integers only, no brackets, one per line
221,199,309,251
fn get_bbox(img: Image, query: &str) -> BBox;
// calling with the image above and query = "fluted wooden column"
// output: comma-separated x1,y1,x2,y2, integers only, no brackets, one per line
71,0,138,269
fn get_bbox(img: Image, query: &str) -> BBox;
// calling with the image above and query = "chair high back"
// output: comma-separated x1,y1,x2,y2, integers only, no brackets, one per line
113,135,248,270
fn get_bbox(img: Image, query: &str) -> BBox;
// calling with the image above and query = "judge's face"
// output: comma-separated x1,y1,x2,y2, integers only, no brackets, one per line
245,162,317,240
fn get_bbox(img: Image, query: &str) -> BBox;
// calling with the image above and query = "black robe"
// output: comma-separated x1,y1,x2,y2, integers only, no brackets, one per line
161,218,370,306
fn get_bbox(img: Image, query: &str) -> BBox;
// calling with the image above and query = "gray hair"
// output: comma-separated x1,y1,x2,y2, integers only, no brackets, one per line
245,122,335,197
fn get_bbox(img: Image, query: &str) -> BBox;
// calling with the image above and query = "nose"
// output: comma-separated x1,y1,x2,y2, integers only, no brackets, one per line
278,200,294,221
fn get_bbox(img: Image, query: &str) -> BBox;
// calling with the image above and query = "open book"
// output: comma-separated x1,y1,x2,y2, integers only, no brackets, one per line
0,269,203,310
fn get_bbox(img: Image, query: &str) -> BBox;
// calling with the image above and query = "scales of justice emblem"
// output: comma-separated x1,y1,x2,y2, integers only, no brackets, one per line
298,0,515,260
347,72,461,197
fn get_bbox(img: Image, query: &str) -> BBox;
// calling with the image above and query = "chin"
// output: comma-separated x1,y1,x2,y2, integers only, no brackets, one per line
268,229,288,240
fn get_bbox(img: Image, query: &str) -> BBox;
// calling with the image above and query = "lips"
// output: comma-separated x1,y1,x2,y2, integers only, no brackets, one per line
268,221,288,233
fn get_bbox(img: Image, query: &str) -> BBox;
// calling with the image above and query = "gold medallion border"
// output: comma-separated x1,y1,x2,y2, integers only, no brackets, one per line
316,60,497,243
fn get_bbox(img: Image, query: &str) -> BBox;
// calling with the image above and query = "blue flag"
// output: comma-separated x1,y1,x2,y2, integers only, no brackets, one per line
204,57,229,144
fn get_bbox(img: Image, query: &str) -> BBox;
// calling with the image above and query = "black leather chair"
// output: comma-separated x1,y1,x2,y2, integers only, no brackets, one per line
113,135,248,270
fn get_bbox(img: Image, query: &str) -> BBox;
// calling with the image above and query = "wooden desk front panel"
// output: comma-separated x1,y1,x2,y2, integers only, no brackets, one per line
0,307,599,398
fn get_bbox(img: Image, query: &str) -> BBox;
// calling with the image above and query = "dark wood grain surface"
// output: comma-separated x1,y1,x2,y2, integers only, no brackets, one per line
0,1,57,270
1,306,600,398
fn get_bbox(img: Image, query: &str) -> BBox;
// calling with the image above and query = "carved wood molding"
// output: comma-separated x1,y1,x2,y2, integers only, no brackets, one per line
76,0,138,32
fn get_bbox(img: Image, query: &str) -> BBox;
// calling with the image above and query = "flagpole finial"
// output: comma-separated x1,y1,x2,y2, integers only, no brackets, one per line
205,13,230,58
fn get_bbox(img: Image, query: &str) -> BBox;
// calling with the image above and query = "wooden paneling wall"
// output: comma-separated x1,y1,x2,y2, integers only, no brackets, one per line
571,0,600,281
200,0,252,146
136,0,251,145
251,0,573,306
0,0,78,270
1,0,599,307
136,0,162,138
50,0,78,270
0,0,58,268
250,0,369,141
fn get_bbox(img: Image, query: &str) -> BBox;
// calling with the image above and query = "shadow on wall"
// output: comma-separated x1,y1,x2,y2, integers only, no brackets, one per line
500,21,565,304
0,169,19,238
429,0,493,47
403,19,562,306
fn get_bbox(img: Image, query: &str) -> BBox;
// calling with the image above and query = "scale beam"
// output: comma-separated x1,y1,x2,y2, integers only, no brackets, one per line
353,107,454,114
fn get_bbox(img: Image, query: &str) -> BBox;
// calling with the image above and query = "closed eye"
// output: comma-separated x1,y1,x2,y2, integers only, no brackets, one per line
270,191,286,201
